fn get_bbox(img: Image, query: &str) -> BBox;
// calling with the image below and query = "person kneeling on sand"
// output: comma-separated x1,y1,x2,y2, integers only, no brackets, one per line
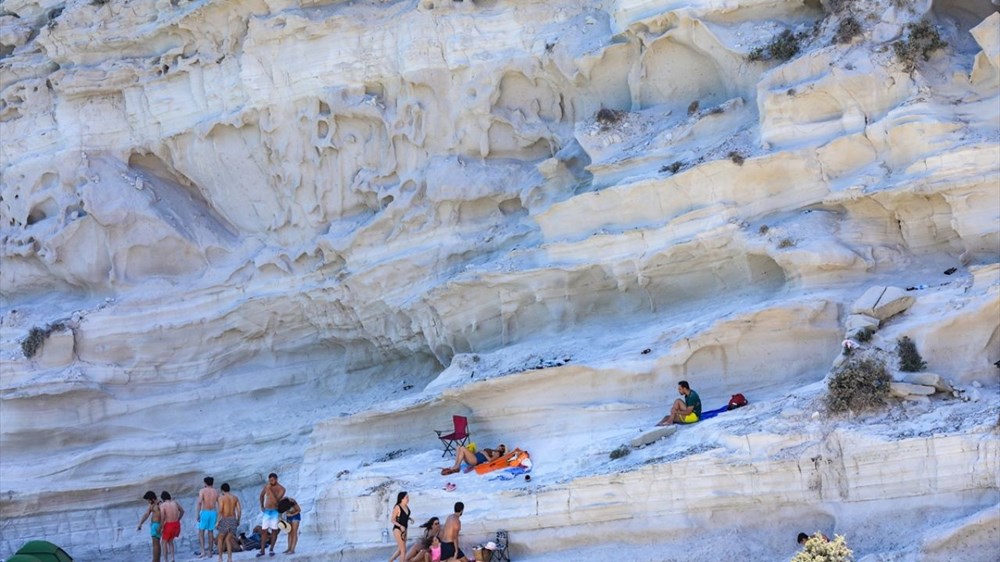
656,380,701,426
441,444,506,475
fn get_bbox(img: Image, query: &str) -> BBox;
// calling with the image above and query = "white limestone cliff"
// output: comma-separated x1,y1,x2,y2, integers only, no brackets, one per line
1,0,998,560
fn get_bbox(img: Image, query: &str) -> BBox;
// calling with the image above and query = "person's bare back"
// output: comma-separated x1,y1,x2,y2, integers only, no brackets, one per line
441,513,461,543
161,500,182,523
198,486,220,512
218,492,240,518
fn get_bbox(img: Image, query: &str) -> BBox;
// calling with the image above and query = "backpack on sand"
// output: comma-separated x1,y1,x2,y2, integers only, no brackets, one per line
728,393,748,410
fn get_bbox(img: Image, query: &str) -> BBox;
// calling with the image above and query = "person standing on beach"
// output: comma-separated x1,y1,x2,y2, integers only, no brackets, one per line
440,501,471,562
159,491,185,562
197,476,220,558
137,490,162,562
277,496,302,554
388,491,410,562
216,483,242,562
258,472,285,557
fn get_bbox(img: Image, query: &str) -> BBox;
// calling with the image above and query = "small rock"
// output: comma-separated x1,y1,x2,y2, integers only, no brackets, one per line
972,380,983,388
901,372,952,393
890,382,936,397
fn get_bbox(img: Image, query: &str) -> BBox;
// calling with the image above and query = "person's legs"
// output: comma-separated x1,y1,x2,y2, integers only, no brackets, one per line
151,536,161,562
389,528,406,562
657,399,687,426
216,532,225,562
288,520,299,553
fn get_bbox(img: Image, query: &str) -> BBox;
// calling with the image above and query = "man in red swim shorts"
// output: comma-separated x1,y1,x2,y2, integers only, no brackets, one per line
159,491,185,562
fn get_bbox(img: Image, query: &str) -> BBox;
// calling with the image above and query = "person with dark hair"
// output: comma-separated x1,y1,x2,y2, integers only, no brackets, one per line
440,502,470,562
798,531,830,545
216,483,242,562
388,491,411,562
277,496,301,554
159,491,185,562
258,473,285,558
406,517,441,562
440,444,507,475
656,380,702,426
197,476,219,559
138,491,162,562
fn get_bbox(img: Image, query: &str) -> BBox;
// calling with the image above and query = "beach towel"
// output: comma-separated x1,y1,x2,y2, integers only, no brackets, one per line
475,448,530,475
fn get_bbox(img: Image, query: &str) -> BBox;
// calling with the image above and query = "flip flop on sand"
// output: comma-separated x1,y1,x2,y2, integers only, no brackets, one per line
440,467,459,475
443,482,457,492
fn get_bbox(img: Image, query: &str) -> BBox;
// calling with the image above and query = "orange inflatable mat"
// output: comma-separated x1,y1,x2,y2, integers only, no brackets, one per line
474,448,530,475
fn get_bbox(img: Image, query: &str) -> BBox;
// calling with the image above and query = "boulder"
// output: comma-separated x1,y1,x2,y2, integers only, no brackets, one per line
851,286,915,321
889,382,936,398
901,372,953,393
845,313,880,333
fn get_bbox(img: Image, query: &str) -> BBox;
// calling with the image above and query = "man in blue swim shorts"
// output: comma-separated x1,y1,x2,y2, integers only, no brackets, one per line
138,490,161,562
197,476,220,558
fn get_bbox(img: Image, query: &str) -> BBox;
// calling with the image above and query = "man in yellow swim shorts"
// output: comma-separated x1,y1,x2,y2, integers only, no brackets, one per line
656,380,702,426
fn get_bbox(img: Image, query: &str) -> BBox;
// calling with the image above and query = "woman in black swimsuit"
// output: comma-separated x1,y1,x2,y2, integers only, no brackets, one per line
388,491,411,562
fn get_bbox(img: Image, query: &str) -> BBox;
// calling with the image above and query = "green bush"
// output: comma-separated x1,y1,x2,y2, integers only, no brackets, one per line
896,336,927,372
792,533,853,562
827,357,891,413
893,21,947,72
609,445,631,460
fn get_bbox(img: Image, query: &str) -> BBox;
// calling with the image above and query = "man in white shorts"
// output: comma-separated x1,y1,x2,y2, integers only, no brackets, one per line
257,473,285,557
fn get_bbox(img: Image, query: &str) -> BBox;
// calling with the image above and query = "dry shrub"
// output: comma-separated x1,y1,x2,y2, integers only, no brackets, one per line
21,322,64,358
728,151,745,166
778,237,796,248
834,16,862,44
896,336,927,372
827,356,891,413
609,445,631,459
792,533,853,562
596,108,625,129
660,161,684,174
749,29,803,62
893,20,947,72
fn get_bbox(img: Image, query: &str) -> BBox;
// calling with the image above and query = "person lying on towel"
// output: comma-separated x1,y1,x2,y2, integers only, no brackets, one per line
441,444,506,475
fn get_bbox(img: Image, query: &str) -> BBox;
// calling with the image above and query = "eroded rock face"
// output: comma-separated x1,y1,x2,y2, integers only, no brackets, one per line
1,0,998,560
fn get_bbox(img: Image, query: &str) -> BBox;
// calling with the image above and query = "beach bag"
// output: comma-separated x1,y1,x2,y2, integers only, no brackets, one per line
728,393,748,410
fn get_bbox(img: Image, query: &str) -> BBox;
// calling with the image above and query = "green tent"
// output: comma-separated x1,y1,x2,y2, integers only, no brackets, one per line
14,540,73,562
8,555,44,562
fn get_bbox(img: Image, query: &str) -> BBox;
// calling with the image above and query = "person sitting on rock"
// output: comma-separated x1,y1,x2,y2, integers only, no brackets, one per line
656,380,701,426
440,444,506,475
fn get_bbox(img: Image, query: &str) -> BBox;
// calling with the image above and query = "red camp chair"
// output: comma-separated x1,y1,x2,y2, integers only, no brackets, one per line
435,415,470,457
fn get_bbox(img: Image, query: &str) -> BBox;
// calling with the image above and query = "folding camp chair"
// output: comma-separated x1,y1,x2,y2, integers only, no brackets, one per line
490,529,510,562
435,415,470,457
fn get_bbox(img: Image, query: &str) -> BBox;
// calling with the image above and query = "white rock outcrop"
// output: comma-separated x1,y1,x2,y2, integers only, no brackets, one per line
0,0,998,561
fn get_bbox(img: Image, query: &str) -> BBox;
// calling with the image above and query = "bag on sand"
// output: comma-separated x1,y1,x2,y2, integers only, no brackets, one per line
473,542,496,562
728,393,748,410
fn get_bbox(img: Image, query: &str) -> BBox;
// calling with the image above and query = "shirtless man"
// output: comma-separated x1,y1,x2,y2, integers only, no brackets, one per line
440,502,471,562
258,472,286,558
137,491,162,562
215,483,242,562
197,476,220,558
159,491,185,562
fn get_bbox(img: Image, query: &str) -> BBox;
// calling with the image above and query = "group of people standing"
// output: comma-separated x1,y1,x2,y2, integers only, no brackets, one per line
137,473,301,562
388,493,474,562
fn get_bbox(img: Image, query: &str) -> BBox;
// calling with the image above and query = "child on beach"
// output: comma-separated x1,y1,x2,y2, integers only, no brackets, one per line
429,536,442,562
